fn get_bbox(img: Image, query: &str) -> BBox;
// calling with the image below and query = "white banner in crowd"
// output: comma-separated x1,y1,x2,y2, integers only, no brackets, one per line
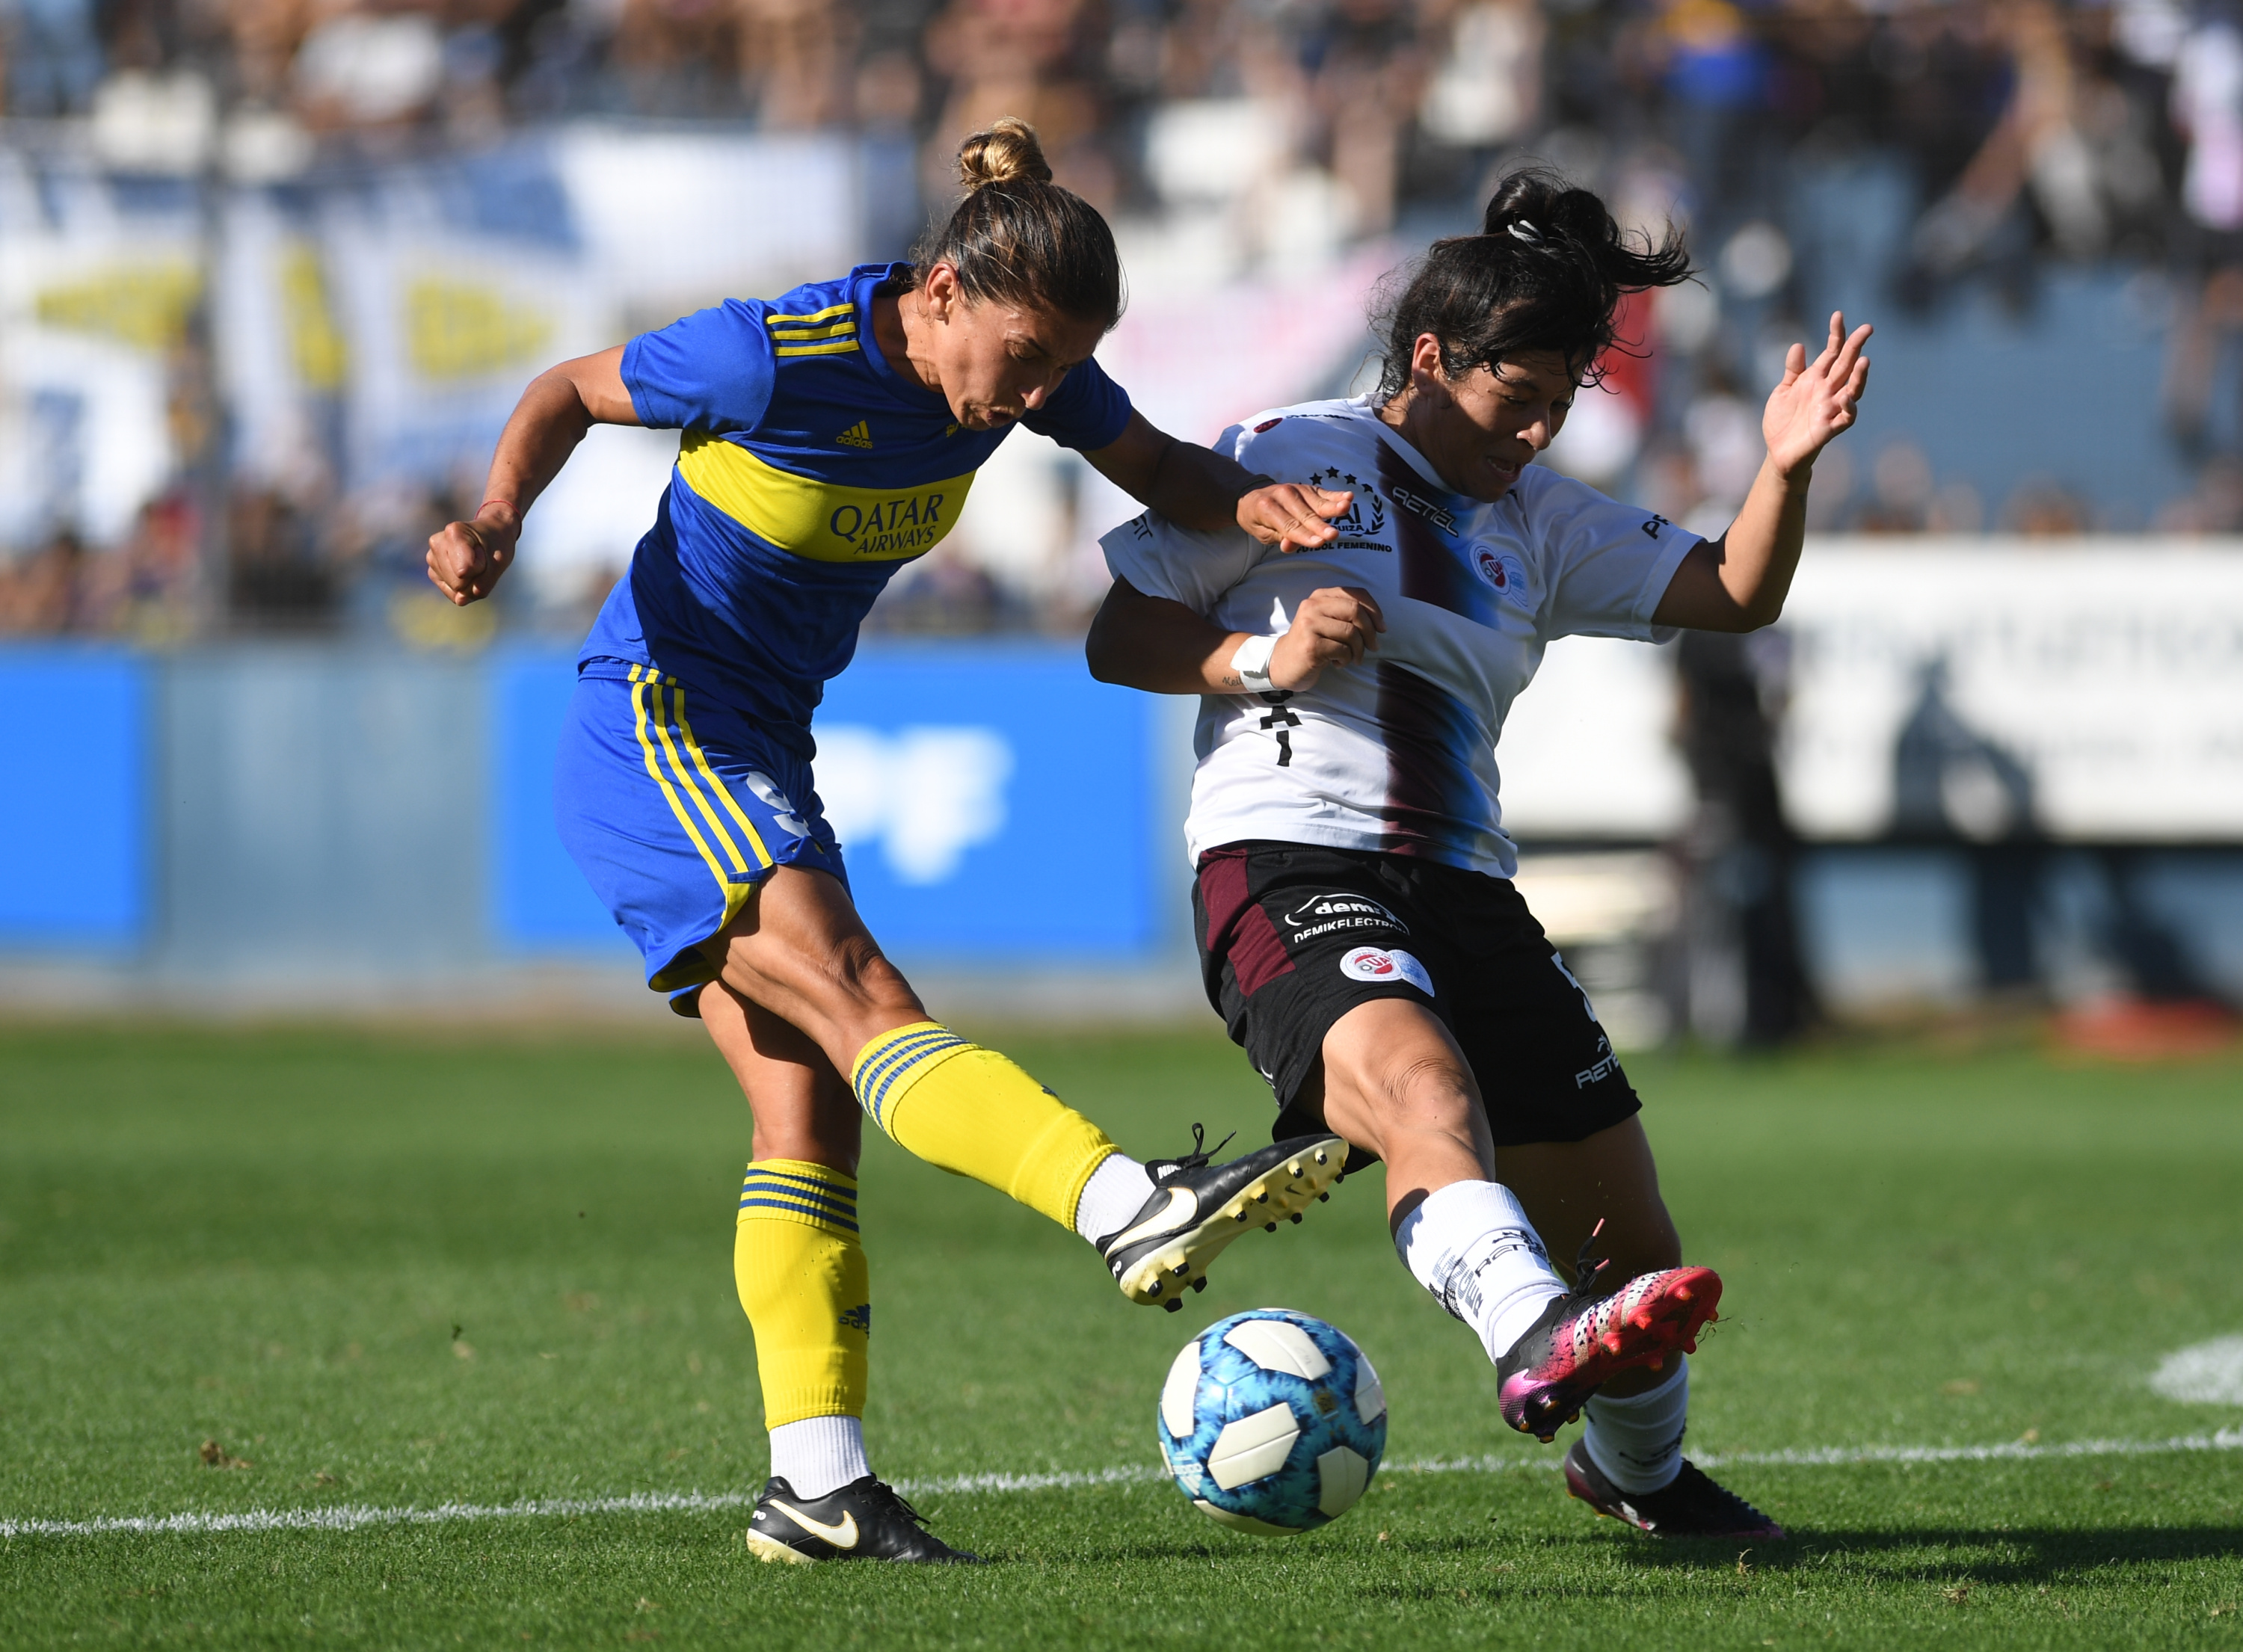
200,129,864,522
1497,540,2243,844
0,158,195,547
1779,541,2243,842
325,200,604,493
547,129,860,333
214,191,337,496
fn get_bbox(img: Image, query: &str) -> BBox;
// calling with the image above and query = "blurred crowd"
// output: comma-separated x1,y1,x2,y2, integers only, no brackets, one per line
4,0,2243,641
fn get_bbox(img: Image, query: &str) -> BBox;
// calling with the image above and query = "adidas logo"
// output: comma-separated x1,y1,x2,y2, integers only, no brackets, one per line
836,420,873,449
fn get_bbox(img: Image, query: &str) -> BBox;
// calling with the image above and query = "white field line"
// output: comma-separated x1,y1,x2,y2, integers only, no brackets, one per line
7,1429,2240,1542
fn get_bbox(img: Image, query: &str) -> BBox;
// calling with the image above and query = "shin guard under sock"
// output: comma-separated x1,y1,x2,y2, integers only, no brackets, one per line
1582,1357,1689,1494
734,1159,870,1430
850,1022,1117,1231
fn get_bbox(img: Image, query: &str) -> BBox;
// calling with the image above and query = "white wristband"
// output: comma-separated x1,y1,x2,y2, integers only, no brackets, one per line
1230,633,1277,691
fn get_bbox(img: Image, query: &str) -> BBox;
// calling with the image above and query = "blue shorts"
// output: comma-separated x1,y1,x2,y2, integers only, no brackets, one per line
555,664,847,1008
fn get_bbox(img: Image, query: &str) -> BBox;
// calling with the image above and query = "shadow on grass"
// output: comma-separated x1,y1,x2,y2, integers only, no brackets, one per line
1608,1524,2243,1583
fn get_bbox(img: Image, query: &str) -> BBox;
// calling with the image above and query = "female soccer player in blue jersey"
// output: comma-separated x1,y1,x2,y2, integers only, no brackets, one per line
1089,170,1871,1541
425,119,1356,1565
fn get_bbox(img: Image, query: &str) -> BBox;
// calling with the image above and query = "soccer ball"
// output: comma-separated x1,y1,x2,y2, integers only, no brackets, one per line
1157,1308,1387,1534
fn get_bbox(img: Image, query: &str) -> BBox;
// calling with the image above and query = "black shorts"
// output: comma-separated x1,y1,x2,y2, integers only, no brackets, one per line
1193,840,1642,1159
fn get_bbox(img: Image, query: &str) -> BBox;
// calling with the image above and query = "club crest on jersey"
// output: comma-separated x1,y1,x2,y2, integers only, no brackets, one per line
1282,892,1409,943
1471,543,1530,602
1308,465,1388,550
1341,946,1434,996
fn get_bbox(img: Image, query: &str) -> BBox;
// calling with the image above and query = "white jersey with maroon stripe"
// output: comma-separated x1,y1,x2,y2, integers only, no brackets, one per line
1101,395,1699,878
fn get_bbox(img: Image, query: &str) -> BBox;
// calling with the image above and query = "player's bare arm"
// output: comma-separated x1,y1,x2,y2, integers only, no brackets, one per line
1086,411,1353,555
1086,578,1385,693
1652,311,1872,633
425,345,640,607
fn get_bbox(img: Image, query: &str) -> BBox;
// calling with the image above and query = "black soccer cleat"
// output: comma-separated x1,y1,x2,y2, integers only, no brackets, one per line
1562,1439,1785,1540
744,1475,982,1565
1095,1124,1346,1308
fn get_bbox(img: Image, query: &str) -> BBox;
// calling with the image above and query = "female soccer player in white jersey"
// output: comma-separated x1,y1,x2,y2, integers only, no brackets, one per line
1089,170,1872,1540
425,120,1356,1564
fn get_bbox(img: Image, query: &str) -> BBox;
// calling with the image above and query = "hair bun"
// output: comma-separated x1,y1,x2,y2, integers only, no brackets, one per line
956,117,1053,191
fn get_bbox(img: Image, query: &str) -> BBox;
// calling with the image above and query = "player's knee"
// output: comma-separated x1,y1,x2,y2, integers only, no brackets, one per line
1378,1050,1479,1129
1602,1218,1683,1279
830,937,920,1011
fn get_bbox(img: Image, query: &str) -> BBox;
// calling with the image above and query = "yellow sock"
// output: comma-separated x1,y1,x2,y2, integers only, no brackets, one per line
733,1159,869,1428
850,1022,1116,1230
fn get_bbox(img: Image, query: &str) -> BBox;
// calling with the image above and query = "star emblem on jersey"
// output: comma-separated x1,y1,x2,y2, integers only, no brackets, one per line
1095,1124,1347,1308
836,420,874,449
1309,475,1386,548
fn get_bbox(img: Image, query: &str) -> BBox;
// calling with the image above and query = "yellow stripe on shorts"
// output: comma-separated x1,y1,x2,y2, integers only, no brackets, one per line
629,667,732,896
646,679,752,878
672,685,773,871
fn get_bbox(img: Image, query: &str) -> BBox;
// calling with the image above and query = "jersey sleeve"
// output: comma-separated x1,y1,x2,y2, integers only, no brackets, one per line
1530,471,1700,642
1020,355,1133,451
621,300,778,434
1100,505,1265,617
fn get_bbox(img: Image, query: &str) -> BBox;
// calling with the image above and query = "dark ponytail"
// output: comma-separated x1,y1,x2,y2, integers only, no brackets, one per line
1373,167,1692,398
906,117,1124,329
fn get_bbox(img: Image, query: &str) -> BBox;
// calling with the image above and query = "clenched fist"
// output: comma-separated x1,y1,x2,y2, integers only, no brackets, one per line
426,502,521,606
1268,585,1385,691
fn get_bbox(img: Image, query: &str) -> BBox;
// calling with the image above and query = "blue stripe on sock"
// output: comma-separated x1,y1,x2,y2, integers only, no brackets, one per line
737,1195,860,1233
855,1030,970,1128
854,1033,947,1127
739,1180,856,1220
741,1168,858,1205
853,1029,957,1103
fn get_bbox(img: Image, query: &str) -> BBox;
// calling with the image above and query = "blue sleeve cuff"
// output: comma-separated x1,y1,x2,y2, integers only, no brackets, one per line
620,333,677,431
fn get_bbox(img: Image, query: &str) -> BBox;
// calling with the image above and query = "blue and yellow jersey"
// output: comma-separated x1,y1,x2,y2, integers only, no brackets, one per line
578,262,1133,748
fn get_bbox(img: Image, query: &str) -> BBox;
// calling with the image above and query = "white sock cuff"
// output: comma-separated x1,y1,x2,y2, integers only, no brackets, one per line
766,1414,871,1500
1073,1151,1154,1244
1393,1180,1539,1277
1394,1179,1565,1361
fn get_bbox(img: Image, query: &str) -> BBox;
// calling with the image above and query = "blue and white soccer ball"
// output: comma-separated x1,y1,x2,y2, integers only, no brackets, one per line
1157,1308,1387,1534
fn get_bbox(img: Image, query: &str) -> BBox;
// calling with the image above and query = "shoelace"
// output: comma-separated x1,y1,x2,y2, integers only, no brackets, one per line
1554,1217,1613,1313
864,1480,934,1532
1148,1121,1235,1181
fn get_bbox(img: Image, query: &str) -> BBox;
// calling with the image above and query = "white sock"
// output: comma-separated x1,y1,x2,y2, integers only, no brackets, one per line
1583,1357,1689,1493
1073,1151,1155,1243
766,1415,871,1500
1394,1180,1568,1362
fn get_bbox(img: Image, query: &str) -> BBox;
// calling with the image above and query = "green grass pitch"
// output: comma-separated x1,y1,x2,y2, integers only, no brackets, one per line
4,1020,2242,1649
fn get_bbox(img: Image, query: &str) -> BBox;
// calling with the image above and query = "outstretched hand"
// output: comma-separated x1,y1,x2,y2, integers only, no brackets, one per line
426,503,521,605
1764,311,1872,479
1237,481,1353,555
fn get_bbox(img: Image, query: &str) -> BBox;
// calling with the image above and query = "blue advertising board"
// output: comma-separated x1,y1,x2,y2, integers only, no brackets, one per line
0,647,148,949
488,644,1160,965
